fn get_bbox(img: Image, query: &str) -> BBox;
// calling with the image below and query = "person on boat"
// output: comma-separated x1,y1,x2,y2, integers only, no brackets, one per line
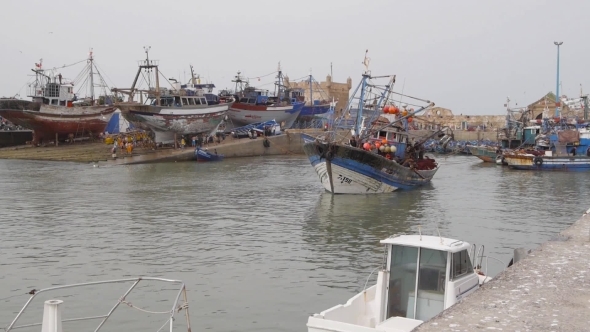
349,136,357,147
571,147,577,156
181,137,186,149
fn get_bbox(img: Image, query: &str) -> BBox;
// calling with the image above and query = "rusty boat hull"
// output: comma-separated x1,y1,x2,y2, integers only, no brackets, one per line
0,99,116,142
117,103,229,143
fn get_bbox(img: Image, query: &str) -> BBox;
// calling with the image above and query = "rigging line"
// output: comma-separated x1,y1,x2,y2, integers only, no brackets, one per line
157,69,177,89
246,71,277,80
12,77,35,98
92,61,116,90
290,75,313,82
47,59,87,71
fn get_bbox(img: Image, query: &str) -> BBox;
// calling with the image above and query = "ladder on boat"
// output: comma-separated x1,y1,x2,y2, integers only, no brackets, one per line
74,120,86,142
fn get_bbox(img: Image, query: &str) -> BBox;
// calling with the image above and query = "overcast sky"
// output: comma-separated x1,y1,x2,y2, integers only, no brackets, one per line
1,0,589,114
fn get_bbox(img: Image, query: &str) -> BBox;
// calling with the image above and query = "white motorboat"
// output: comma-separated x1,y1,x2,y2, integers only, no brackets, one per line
307,233,502,332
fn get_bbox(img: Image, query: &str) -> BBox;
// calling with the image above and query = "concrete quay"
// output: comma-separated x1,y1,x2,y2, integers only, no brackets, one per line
414,211,590,332
0,129,332,165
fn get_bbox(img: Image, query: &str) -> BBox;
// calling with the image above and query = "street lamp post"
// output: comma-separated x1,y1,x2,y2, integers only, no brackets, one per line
554,41,563,118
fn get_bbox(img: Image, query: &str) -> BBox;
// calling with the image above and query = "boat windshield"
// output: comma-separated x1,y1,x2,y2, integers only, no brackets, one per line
386,245,448,321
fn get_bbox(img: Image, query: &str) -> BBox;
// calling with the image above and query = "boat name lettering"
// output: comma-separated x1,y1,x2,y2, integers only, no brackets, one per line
337,174,352,184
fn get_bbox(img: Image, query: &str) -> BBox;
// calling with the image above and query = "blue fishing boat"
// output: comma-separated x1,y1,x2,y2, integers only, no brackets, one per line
194,147,224,162
291,74,333,119
302,51,453,194
503,42,590,171
228,119,281,139
504,123,590,170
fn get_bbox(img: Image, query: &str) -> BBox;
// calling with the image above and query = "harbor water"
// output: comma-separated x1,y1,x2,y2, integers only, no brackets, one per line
1,155,589,332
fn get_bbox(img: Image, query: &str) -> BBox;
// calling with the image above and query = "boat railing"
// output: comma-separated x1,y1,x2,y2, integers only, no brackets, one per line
362,267,382,292
476,255,506,283
4,277,191,332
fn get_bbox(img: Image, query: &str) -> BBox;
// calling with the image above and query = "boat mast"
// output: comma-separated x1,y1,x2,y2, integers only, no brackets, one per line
554,41,563,118
88,49,95,105
309,70,313,107
276,62,282,101
354,51,371,136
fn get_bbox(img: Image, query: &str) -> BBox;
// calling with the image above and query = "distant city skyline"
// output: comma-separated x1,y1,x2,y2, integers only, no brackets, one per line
2,0,590,115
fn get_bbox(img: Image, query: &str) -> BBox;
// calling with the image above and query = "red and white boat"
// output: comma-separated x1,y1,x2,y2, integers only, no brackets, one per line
0,51,116,143
226,69,304,129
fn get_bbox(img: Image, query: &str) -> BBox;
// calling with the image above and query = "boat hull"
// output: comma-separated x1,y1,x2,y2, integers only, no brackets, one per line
227,102,304,129
118,103,229,143
194,147,224,162
299,104,331,118
0,99,115,142
504,154,590,171
468,146,498,163
303,139,438,194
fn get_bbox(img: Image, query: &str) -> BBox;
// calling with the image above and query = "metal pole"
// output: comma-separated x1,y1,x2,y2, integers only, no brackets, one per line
554,41,563,118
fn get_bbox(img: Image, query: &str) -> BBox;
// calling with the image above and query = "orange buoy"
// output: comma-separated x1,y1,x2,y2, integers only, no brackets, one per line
363,142,371,150
391,106,399,114
381,138,387,145
408,117,413,123
401,110,408,117
375,142,381,149
383,105,390,113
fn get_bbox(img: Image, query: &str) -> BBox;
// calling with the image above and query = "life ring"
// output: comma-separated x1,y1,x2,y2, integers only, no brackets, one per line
533,156,543,166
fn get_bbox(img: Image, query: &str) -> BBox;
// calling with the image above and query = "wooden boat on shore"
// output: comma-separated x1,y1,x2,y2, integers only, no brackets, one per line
113,49,231,144
226,69,304,130
0,51,116,143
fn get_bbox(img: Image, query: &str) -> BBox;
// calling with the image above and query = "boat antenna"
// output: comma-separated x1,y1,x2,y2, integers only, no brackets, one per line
418,225,422,241
144,46,152,87
436,225,443,244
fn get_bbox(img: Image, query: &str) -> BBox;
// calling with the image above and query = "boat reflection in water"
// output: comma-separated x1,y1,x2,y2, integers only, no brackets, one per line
302,191,441,291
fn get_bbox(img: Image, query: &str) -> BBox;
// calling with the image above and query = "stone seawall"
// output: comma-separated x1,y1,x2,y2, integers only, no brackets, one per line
408,130,498,142
414,210,590,332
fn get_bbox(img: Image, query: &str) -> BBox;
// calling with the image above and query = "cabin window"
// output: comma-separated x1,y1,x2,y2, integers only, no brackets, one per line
174,96,181,106
451,250,473,280
201,98,207,105
194,98,201,105
386,245,418,320
181,98,188,106
187,98,195,105
51,99,58,105
414,248,447,321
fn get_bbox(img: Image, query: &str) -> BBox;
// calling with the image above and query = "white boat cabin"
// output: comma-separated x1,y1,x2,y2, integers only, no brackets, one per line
28,80,75,106
148,85,210,107
308,235,487,332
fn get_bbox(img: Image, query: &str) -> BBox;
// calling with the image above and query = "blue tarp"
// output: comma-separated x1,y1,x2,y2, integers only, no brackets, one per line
105,111,134,134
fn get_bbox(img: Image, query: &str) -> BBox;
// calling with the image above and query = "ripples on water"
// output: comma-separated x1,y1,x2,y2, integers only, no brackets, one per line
1,155,589,332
